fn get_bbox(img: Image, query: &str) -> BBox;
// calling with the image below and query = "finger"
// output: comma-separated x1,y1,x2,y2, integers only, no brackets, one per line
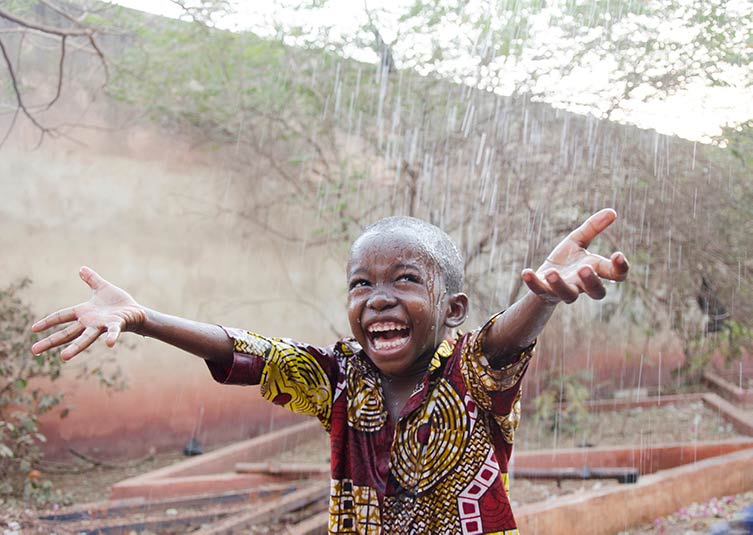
61,326,101,361
521,269,557,300
582,251,630,282
567,208,617,248
611,252,629,281
104,321,122,348
545,270,580,304
32,307,77,332
31,323,85,355
577,266,607,300
79,266,107,291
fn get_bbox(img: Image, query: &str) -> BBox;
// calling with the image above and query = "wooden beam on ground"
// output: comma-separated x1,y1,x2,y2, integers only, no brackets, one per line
703,370,753,404
39,482,303,522
286,510,329,535
109,420,323,499
202,482,330,535
702,392,753,435
512,467,639,484
40,504,245,534
235,461,330,476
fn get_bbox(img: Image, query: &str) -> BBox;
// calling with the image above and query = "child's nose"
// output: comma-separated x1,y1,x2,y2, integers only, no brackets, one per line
366,289,397,310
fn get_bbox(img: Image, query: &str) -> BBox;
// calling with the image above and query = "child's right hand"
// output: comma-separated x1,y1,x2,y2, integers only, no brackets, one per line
31,266,146,361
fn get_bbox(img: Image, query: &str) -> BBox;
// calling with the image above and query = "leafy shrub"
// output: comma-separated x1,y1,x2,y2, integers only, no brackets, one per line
0,279,64,502
0,279,124,504
532,370,591,437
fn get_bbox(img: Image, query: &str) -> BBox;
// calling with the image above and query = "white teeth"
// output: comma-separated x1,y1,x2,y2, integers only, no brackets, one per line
366,322,410,352
373,335,410,351
367,322,408,333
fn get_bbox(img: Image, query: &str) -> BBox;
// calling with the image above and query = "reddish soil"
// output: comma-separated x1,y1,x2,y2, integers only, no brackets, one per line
619,490,753,534
516,401,743,450
43,450,189,504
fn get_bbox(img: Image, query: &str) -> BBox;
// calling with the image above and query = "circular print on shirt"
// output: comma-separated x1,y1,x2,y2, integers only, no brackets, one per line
347,360,388,432
391,378,469,493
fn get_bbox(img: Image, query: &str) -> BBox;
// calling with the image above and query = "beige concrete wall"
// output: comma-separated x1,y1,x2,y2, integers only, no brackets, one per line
1,125,349,458
0,126,693,457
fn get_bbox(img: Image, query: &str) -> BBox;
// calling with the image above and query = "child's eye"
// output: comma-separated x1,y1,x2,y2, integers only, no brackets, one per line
349,279,370,290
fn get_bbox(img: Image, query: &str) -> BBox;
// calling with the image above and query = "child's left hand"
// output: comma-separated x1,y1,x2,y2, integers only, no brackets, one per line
521,208,629,305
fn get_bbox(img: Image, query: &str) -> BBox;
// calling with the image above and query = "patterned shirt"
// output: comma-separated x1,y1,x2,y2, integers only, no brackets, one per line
207,312,534,534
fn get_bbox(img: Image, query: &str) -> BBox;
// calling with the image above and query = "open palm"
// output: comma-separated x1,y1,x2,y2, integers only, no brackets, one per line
31,267,146,361
521,209,629,304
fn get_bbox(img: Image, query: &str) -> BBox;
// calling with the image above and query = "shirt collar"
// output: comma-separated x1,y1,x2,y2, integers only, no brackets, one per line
428,332,459,374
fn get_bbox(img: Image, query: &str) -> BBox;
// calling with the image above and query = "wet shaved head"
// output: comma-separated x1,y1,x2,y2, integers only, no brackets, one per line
351,217,464,294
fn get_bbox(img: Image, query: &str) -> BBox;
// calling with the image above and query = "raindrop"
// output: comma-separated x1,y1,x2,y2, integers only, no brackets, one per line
731,257,742,294
740,360,743,391
636,353,644,402
692,188,698,218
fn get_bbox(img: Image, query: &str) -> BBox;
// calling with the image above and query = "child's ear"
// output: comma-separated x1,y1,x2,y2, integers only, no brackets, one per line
445,293,469,328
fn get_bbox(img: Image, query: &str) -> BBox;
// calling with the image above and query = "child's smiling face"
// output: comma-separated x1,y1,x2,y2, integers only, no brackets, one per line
347,230,467,378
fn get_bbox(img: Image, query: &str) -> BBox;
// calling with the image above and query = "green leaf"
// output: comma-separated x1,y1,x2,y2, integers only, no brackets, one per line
0,444,14,458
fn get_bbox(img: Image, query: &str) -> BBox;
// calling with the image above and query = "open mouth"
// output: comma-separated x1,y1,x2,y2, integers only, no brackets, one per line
366,321,411,352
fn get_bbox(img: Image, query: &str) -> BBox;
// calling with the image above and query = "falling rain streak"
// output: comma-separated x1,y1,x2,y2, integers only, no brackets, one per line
257,31,752,456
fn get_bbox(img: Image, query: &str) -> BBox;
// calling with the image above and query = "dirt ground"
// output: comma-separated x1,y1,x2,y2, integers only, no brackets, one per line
42,449,190,504
618,490,753,534
1,401,750,533
0,449,191,534
515,401,743,450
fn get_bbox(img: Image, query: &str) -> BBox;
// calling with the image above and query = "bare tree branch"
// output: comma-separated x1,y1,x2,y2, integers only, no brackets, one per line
86,32,109,85
0,36,53,138
0,4,111,141
0,8,92,37
42,34,65,111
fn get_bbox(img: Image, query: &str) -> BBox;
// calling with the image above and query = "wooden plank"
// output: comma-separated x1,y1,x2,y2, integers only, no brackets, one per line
39,482,302,522
110,420,322,487
235,462,329,476
512,467,639,483
704,370,753,403
202,482,330,535
286,510,329,535
40,505,243,534
702,392,753,435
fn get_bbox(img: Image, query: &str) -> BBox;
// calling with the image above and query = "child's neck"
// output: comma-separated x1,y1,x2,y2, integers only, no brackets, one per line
379,366,427,423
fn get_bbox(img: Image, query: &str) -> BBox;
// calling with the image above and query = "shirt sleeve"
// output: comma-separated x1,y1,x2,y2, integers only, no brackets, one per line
206,327,338,431
460,311,536,418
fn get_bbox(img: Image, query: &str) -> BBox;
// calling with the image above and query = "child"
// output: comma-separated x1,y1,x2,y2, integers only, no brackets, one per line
32,208,629,534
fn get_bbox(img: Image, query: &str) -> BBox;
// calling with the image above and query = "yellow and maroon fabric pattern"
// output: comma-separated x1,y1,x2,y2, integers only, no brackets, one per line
208,315,534,534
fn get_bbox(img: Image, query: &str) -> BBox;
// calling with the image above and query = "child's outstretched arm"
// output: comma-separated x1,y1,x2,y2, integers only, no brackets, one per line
483,208,630,367
31,266,233,366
